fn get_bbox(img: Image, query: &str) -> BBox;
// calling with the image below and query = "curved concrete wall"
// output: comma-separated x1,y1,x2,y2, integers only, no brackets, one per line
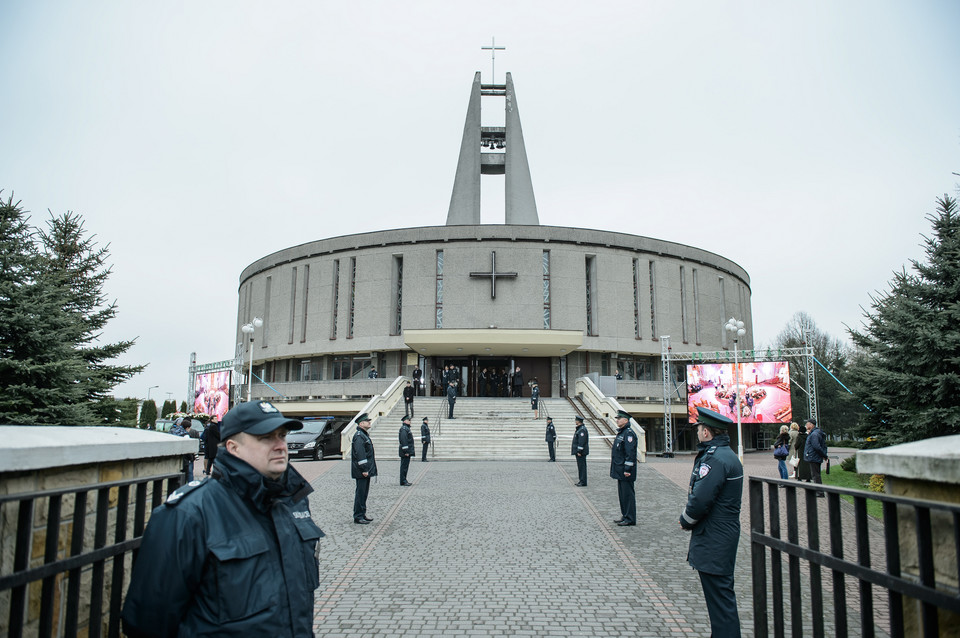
236,224,753,366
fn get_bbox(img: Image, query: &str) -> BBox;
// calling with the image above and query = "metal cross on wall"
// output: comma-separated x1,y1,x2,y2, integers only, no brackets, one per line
469,251,517,299
481,37,505,84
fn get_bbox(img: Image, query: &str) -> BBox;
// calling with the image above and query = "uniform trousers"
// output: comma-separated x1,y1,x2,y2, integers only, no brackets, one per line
547,441,555,461
400,456,411,484
617,480,636,524
576,455,587,485
405,401,414,418
422,442,429,461
448,399,455,418
353,477,370,521
698,570,741,637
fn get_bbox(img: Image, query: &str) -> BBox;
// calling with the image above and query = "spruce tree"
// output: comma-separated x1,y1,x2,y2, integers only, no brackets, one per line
179,400,188,413
38,211,144,407
848,195,960,445
0,194,89,424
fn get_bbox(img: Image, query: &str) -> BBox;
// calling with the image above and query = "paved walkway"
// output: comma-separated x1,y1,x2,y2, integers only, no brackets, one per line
300,456,752,637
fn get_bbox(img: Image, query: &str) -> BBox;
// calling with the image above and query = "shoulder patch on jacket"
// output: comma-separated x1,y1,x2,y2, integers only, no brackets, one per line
698,463,711,478
164,478,208,507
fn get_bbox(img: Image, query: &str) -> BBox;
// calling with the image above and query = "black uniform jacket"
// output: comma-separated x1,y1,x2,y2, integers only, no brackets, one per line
571,425,589,456
403,385,414,403
679,434,743,576
399,423,414,456
446,384,457,402
121,452,323,638
610,425,639,481
421,422,431,443
351,428,378,479
545,422,556,442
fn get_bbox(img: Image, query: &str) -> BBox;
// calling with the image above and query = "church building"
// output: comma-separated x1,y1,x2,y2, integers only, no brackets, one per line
235,72,754,453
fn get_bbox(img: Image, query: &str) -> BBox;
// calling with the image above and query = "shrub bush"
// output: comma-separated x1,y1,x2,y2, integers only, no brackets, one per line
869,474,885,493
840,454,857,473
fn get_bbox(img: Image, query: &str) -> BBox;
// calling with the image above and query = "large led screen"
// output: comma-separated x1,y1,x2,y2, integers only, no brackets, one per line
194,370,232,420
686,361,792,424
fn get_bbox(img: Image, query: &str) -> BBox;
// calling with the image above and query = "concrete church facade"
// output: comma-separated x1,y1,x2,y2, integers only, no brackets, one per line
236,72,753,452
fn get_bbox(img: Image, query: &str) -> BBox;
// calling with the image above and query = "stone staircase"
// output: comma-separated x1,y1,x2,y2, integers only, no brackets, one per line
366,397,611,460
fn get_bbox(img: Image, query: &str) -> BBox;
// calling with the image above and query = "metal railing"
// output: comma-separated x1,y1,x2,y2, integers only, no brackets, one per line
749,477,960,638
0,472,182,638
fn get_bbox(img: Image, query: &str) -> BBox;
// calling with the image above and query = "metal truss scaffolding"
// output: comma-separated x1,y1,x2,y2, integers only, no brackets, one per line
659,338,818,455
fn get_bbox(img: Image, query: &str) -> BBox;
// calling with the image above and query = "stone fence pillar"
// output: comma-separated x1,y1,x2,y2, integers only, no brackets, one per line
858,434,960,638
0,426,196,637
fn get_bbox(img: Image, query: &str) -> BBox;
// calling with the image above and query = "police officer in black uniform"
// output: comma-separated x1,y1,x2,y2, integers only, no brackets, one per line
351,413,377,524
121,401,324,637
399,415,414,485
421,416,431,461
610,409,639,526
679,407,744,638
572,415,589,486
545,416,557,461
446,380,457,418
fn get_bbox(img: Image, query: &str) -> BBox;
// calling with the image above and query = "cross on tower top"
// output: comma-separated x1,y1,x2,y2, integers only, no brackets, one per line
481,37,506,84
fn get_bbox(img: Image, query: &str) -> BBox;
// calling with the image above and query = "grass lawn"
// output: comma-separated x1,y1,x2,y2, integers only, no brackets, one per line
822,467,884,520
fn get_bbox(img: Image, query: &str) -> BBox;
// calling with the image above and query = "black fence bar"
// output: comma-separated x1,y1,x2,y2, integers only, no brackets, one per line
827,492,848,638
769,484,785,638
751,477,960,638
0,472,180,638
854,496,874,637
64,490,88,637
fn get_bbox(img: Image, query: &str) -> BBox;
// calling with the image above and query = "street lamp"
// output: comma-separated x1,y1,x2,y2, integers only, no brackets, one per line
240,317,263,402
725,317,746,462
147,385,159,401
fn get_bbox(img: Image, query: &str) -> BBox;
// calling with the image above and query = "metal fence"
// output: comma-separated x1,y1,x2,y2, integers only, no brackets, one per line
0,472,182,638
749,477,960,638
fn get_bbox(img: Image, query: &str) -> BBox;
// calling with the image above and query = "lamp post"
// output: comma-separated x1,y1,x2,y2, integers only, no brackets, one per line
725,317,746,462
147,385,159,402
240,317,263,402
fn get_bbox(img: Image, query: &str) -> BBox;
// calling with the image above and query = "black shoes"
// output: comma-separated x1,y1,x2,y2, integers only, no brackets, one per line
613,518,624,524
363,515,373,521
401,482,413,486
617,520,636,526
574,482,586,487
354,518,370,525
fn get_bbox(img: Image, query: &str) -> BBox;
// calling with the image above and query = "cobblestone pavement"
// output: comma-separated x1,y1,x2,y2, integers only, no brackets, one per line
305,456,753,637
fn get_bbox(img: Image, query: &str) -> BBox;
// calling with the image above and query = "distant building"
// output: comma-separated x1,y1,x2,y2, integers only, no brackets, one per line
236,73,753,452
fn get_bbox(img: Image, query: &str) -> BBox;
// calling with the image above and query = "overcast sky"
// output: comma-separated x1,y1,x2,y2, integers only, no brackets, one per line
2,1,958,404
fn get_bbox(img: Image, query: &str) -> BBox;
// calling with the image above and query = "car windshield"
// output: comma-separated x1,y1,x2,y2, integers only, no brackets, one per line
299,430,321,436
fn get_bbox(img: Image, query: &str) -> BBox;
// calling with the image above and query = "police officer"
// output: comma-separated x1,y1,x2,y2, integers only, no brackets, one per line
121,401,324,637
420,416,431,461
679,407,744,638
610,409,639,526
572,415,589,486
399,415,414,486
545,416,557,462
352,413,377,524
446,380,457,418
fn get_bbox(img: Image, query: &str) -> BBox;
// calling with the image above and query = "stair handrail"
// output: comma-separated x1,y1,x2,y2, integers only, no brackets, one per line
574,375,647,462
340,375,409,458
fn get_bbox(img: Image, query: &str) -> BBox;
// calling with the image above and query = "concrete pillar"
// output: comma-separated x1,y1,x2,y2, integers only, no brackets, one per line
858,435,960,637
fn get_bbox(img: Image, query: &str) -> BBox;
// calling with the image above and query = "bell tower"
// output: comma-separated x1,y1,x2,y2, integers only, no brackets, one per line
445,72,540,226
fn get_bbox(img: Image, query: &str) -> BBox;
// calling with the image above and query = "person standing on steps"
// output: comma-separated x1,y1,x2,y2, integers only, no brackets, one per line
545,416,556,461
351,413,377,524
446,380,457,419
572,415,589,486
511,365,524,398
530,381,540,419
403,380,415,418
398,415,414,486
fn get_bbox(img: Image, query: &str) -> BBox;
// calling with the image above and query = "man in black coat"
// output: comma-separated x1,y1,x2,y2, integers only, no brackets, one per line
545,416,557,462
421,417,431,462
680,407,744,638
572,415,589,486
511,366,524,398
403,380,415,418
399,415,414,486
610,409,639,526
412,365,423,396
122,401,324,637
446,380,457,419
351,413,377,524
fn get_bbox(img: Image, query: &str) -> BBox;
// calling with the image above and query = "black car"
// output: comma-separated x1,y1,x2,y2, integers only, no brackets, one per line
287,417,349,460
